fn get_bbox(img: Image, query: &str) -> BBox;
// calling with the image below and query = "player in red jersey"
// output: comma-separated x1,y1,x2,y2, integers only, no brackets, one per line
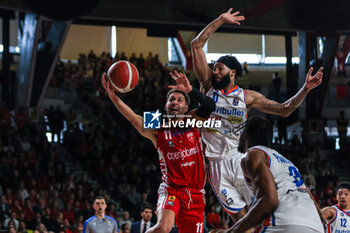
102,71,216,233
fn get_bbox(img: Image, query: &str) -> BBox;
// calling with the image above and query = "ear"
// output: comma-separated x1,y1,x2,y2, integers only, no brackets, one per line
231,69,236,77
185,105,189,113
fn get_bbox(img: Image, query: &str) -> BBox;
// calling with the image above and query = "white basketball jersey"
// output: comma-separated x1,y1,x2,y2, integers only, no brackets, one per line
202,86,247,159
327,205,350,233
248,146,324,233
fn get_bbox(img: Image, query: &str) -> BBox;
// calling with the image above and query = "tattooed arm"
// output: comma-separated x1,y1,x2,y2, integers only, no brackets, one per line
191,8,244,91
245,67,324,117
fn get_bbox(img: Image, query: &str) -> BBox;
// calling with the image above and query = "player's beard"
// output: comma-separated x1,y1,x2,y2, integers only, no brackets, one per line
212,74,231,90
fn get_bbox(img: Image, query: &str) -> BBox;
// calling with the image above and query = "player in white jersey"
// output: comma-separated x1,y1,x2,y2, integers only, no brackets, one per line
216,117,324,233
322,182,350,233
191,7,324,226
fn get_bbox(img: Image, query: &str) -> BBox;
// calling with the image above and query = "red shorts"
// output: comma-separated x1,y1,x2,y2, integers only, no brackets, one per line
157,183,205,233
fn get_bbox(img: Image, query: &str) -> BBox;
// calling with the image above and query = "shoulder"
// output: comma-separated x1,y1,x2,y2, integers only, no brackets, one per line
241,148,269,171
105,215,118,225
131,221,141,227
84,216,95,226
244,89,263,103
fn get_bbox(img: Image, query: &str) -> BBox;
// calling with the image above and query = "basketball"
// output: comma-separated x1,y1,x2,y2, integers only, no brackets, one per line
107,60,139,93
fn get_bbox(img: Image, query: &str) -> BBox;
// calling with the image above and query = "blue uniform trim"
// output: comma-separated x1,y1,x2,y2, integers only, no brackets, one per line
83,215,96,233
271,213,276,226
261,226,268,233
105,215,119,232
208,167,242,214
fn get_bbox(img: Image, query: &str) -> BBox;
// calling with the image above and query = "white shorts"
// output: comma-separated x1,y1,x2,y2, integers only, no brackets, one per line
255,225,324,233
207,150,253,215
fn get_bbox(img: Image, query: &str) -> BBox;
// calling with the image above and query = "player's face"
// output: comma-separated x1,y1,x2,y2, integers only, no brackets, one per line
212,63,235,89
93,199,107,213
141,208,152,222
165,92,188,116
337,188,350,209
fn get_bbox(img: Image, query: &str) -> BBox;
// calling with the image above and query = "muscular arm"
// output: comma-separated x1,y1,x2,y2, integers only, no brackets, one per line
191,17,223,91
245,86,308,117
191,8,244,92
245,67,323,117
102,74,157,147
227,150,279,233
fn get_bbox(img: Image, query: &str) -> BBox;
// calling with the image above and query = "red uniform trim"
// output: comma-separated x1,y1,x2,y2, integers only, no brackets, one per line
336,204,350,216
220,85,239,95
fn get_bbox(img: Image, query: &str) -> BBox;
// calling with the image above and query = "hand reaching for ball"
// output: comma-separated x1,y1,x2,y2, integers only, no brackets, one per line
101,73,116,98
168,70,193,93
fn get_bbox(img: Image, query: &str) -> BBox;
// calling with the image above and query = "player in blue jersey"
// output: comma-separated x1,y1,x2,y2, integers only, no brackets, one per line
216,117,324,233
322,182,350,233
83,196,118,233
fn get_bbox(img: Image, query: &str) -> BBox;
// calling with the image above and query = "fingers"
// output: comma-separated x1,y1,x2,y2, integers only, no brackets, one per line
232,11,240,16
307,67,313,76
170,72,177,81
237,15,245,21
170,70,187,81
317,66,324,74
227,8,233,14
168,85,176,89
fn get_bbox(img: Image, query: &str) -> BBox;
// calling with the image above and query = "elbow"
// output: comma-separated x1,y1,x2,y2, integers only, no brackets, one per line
191,38,203,50
266,196,279,214
269,198,279,213
279,107,293,117
280,111,291,118
260,196,279,217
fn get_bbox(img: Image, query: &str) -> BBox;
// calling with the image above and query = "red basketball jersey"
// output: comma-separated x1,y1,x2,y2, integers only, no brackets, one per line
157,127,206,190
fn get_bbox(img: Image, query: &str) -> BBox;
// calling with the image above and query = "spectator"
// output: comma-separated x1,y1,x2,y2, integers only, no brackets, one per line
337,110,348,150
3,212,19,229
0,195,10,222
23,200,35,223
121,223,130,233
63,203,75,224
128,186,141,208
242,61,249,74
130,206,154,233
36,222,48,233
272,72,282,101
118,211,132,230
18,220,29,233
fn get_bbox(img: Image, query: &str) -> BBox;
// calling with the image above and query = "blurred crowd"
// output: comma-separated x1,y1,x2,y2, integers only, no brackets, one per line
0,50,346,233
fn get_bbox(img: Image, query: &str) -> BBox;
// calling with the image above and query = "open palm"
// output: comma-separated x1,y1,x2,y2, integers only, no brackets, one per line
305,67,323,91
220,8,245,25
168,70,192,93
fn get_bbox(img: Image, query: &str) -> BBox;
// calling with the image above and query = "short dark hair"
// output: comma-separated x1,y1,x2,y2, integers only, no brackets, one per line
140,205,153,212
93,196,106,204
166,89,190,106
241,117,273,148
336,182,350,192
216,55,243,78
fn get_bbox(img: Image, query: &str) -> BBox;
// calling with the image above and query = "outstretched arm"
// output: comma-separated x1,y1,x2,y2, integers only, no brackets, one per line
101,73,157,146
246,67,324,117
191,8,245,91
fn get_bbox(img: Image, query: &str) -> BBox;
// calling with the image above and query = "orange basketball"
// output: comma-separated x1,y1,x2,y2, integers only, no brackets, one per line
107,60,139,93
